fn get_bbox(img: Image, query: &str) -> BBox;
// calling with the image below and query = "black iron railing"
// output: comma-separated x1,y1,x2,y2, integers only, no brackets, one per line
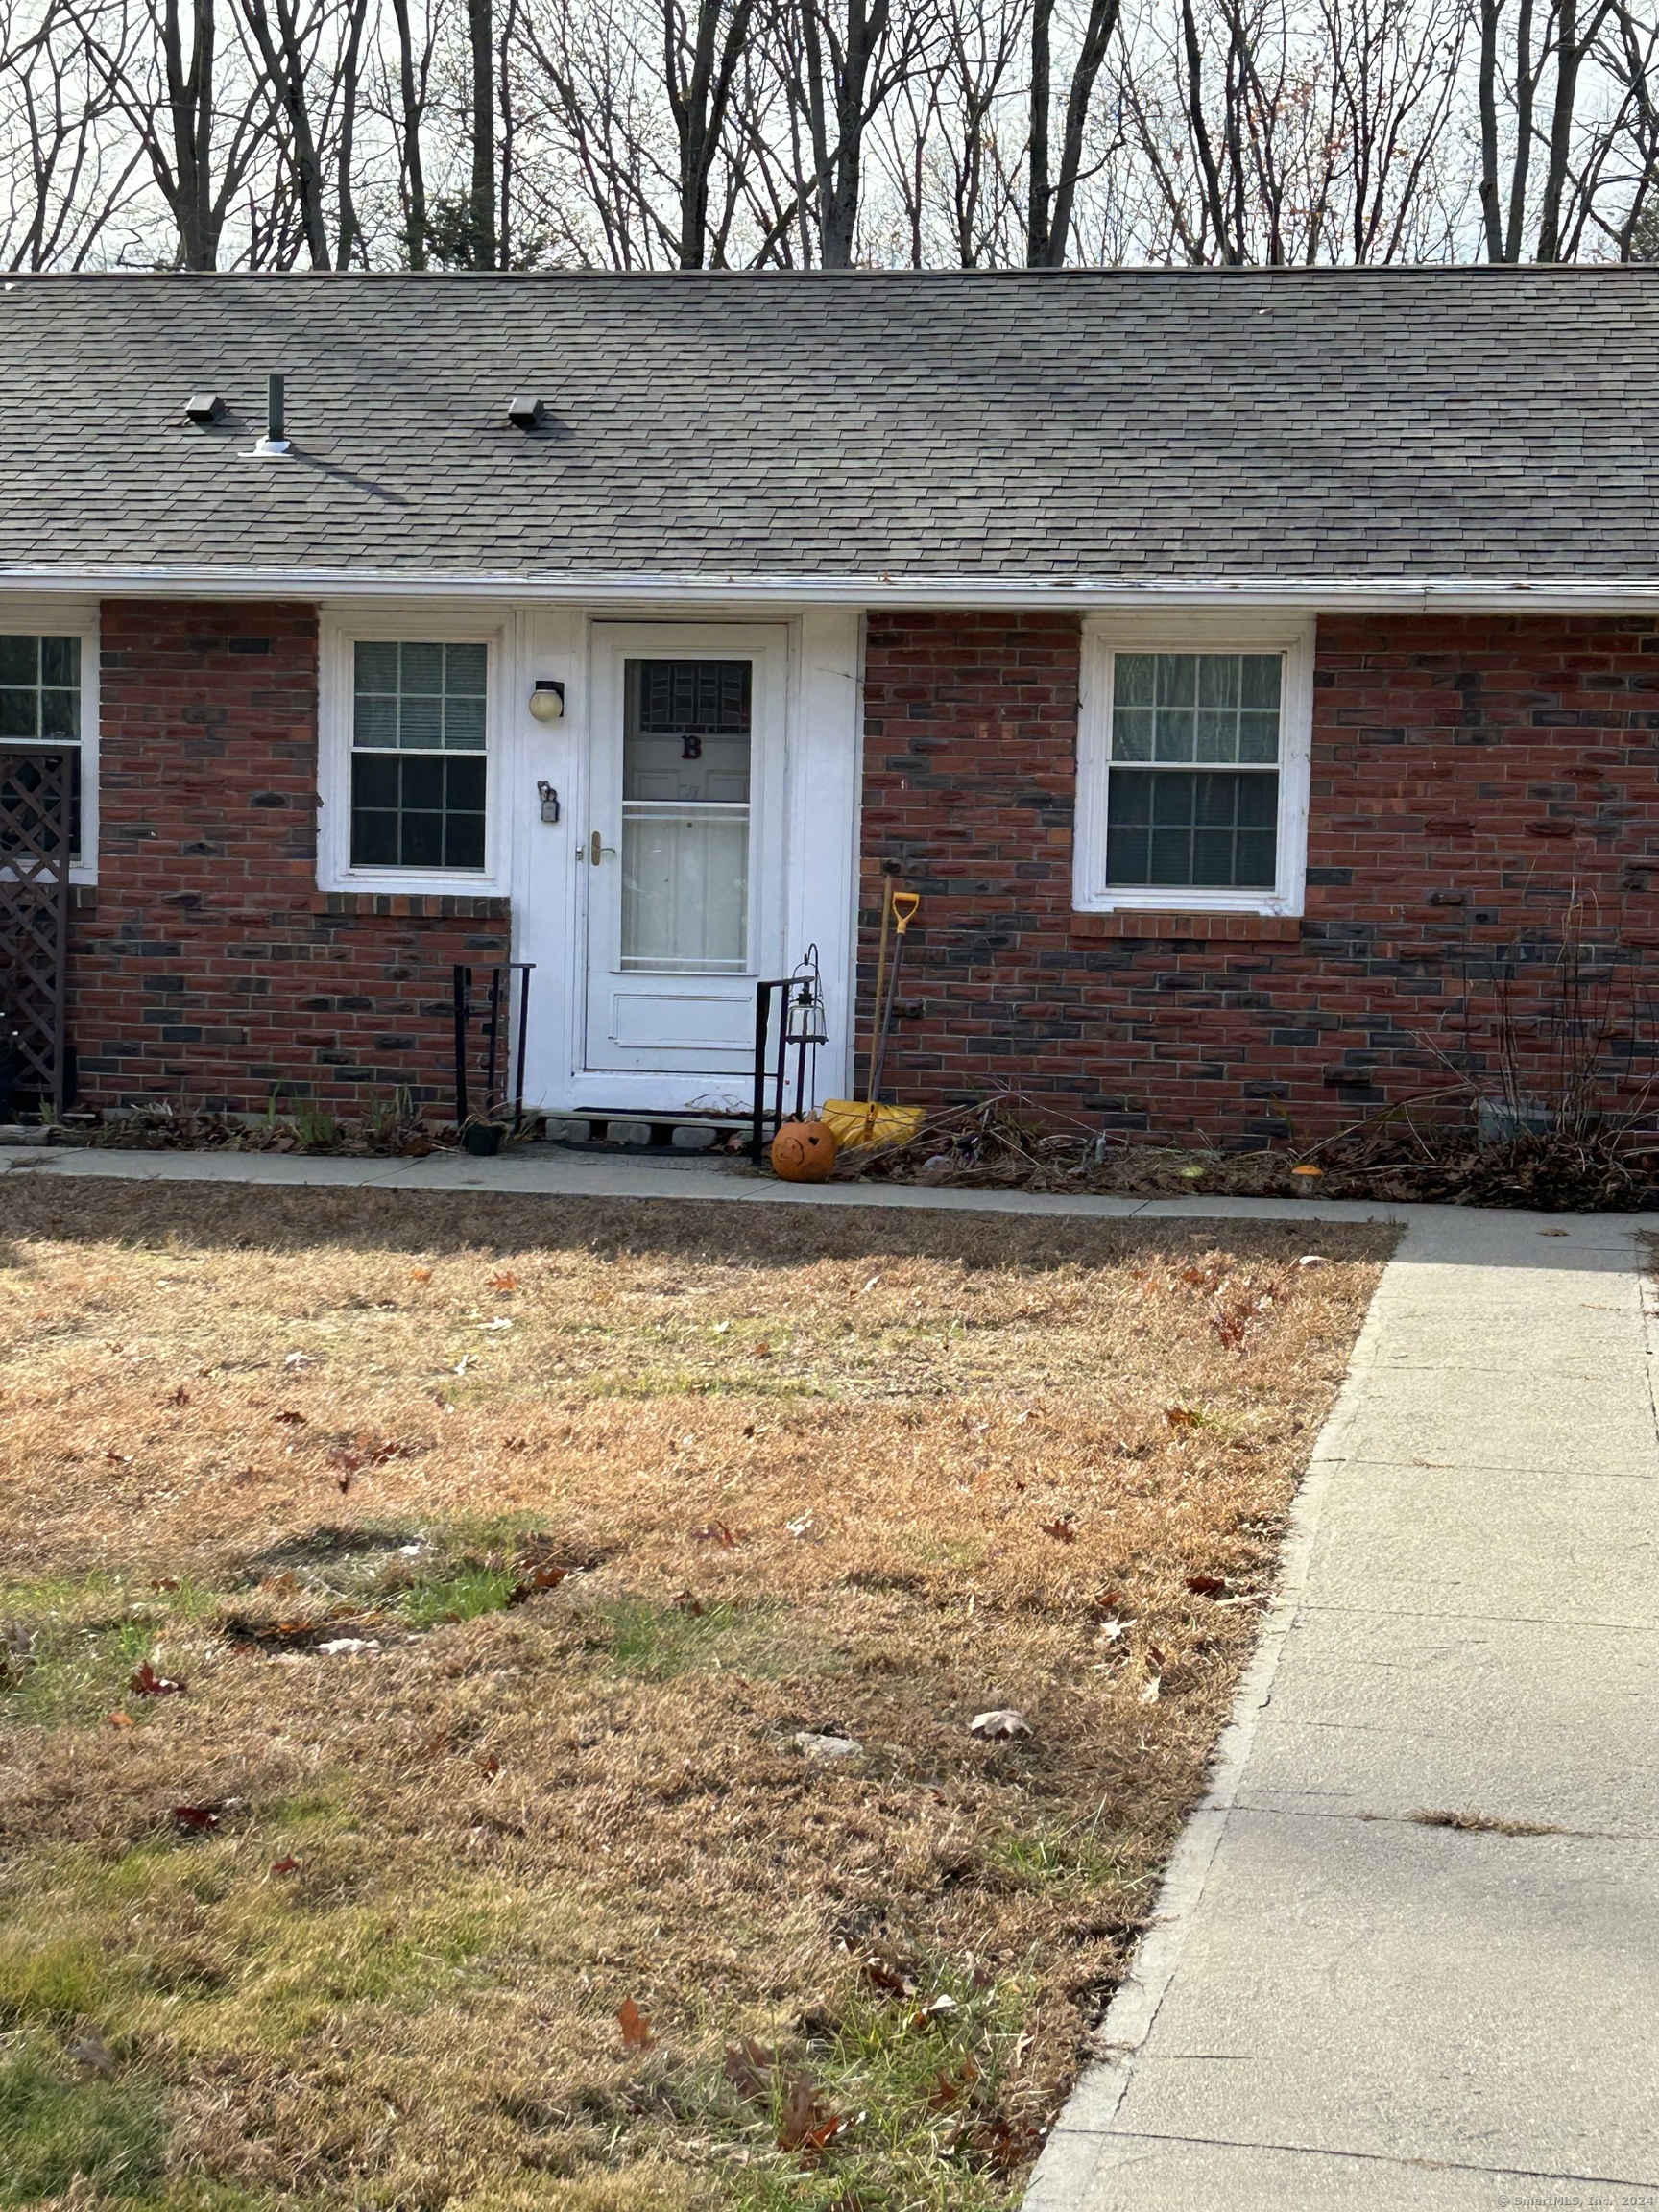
452,962,534,1127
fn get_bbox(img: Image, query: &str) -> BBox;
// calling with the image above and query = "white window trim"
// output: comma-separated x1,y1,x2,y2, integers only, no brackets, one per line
0,596,99,887
318,607,513,896
1073,611,1314,919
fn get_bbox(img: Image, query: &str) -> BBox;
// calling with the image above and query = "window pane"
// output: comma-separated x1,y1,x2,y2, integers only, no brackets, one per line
354,640,490,757
401,811,444,868
352,754,398,808
622,811,749,972
351,808,399,865
445,643,488,696
620,659,753,972
1113,654,1156,709
1239,655,1283,709
354,694,398,748
1153,709,1195,761
40,690,79,741
0,688,36,739
1112,707,1153,761
444,694,486,750
401,756,445,808
0,635,83,862
40,637,79,687
354,640,399,692
349,750,488,872
398,694,443,749
1106,767,1279,889
400,641,444,695
444,809,487,871
1156,654,1197,708
1111,651,1283,770
633,659,752,736
445,757,487,812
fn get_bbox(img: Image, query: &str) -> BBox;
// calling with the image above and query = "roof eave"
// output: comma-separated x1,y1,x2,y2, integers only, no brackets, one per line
4,564,1659,616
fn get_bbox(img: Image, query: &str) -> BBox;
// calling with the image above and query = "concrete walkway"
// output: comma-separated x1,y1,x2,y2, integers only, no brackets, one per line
1030,1204,1659,2212
9,1146,1658,2202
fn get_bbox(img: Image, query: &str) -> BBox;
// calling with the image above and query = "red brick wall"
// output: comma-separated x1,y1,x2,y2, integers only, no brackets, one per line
859,610,1659,1143
71,601,508,1115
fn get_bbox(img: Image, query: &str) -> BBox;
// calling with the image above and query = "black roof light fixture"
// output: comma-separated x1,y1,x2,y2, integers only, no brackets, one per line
185,392,226,425
253,373,290,458
507,395,547,430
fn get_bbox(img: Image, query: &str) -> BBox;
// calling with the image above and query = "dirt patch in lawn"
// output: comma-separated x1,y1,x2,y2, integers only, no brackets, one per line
0,1181,1390,2211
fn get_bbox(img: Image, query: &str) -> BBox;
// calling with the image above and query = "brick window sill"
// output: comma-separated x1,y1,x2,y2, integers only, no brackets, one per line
313,891,511,921
1070,911,1302,943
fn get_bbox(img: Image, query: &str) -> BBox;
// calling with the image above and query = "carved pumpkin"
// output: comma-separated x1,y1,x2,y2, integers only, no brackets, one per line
770,1118,839,1183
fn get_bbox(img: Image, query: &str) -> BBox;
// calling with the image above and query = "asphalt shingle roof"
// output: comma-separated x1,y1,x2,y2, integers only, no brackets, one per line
0,265,1655,586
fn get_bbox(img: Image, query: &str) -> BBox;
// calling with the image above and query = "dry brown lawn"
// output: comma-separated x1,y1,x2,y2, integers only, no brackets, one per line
0,1178,1390,2212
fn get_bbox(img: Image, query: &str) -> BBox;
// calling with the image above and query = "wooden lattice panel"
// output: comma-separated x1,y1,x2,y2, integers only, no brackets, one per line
0,747,71,1110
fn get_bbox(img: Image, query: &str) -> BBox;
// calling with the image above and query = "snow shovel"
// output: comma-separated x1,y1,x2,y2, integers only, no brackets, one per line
823,887,925,1150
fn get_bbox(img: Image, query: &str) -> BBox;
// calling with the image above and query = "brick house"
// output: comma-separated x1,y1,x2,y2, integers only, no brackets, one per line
3,265,1657,1142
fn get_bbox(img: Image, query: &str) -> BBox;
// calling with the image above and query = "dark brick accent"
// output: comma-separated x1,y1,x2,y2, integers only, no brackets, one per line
859,610,1659,1142
70,600,509,1114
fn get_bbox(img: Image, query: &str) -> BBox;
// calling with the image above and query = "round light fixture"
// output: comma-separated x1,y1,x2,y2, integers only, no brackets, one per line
528,680,565,723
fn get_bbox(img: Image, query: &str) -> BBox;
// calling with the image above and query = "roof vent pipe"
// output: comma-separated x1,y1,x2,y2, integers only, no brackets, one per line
254,373,290,458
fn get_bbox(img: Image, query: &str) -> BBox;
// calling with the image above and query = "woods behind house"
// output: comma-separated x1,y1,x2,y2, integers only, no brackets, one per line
1,0,1656,276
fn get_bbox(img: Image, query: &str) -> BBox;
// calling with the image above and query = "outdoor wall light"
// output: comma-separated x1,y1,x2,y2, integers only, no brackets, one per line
528,680,565,722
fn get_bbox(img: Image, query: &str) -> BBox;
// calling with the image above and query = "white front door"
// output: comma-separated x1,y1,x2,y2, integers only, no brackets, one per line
582,623,789,1088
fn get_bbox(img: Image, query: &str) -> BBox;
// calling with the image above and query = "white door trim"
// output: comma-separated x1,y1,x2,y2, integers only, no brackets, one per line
516,607,861,1117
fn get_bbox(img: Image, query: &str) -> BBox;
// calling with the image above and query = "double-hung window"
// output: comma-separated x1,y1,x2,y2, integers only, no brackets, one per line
1074,620,1312,917
349,640,489,871
0,634,84,864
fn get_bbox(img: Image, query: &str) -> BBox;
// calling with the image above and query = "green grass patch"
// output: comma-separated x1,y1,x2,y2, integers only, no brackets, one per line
0,2043,165,2206
584,1596,834,1682
714,1963,1033,2212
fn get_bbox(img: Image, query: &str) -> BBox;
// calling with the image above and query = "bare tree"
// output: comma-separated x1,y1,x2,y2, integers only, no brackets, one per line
1026,0,1123,262
661,0,754,264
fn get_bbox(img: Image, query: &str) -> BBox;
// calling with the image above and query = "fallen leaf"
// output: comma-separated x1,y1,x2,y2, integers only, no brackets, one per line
970,2109,1043,2176
617,1997,656,2050
107,1711,133,1728
969,1708,1032,1740
69,2030,116,2078
691,1521,740,1547
724,2037,777,2100
283,1352,318,1369
754,1341,772,1358
1039,1518,1076,1544
163,1385,191,1407
131,1661,184,1696
274,1409,306,1427
410,1266,433,1282
859,1953,918,1998
1296,1253,1328,1267
171,1805,221,1833
926,2055,980,2109
671,1591,706,1615
149,1576,180,1592
777,2071,851,2156
269,1855,301,1876
1185,1573,1228,1598
910,1992,959,2026
490,1271,518,1291
1164,1406,1202,1431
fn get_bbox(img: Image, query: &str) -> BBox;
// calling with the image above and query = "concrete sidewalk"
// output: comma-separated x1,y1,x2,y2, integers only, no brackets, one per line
1,1136,1426,1226
10,1143,1659,2204
1029,1204,1659,2212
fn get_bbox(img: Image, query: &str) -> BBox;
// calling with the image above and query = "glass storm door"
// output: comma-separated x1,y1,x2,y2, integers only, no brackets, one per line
584,628,787,1084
